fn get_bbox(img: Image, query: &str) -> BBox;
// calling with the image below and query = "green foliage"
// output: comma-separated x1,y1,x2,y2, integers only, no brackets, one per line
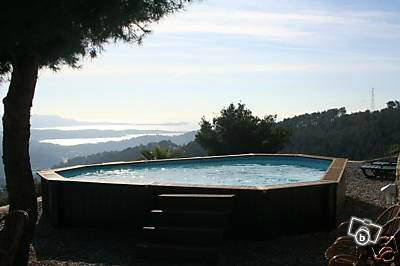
0,0,192,76
140,149,155,160
387,101,400,109
280,101,400,160
195,103,291,155
140,145,182,160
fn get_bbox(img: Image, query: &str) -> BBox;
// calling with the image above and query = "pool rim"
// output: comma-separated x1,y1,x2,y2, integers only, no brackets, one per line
38,153,347,191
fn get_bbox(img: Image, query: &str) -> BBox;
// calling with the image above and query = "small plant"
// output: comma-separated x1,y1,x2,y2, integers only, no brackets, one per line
140,146,182,160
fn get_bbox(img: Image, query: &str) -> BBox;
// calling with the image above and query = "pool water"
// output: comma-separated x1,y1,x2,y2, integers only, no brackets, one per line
59,156,332,187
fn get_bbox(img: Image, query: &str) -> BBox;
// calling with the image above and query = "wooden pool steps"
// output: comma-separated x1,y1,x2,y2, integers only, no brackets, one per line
157,193,235,211
136,193,235,262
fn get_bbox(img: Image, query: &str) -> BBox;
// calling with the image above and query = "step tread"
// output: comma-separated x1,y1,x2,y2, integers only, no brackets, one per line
158,194,235,198
142,226,226,232
150,209,231,215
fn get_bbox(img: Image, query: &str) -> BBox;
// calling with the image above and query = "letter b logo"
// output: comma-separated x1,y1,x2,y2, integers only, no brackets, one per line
355,227,370,246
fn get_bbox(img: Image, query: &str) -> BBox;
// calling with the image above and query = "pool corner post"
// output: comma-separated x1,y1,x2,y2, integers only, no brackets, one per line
42,178,63,227
327,182,338,230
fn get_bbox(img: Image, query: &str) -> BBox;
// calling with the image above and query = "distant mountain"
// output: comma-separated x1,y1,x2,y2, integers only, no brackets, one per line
0,113,199,186
2,104,400,187
30,128,181,141
28,131,197,169
30,114,131,128
63,131,197,154
132,122,191,126
0,130,198,186
27,114,195,129
55,140,206,168
55,140,179,167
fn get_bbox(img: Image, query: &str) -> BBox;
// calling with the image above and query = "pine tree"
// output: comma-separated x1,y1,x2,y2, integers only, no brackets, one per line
0,1,192,265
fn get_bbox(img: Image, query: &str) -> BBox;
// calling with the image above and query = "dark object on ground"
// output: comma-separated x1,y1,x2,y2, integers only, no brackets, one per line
326,207,400,266
0,210,29,266
334,204,400,239
360,161,397,179
325,205,400,262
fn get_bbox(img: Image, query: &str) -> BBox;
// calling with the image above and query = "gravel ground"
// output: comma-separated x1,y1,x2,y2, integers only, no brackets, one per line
28,161,394,266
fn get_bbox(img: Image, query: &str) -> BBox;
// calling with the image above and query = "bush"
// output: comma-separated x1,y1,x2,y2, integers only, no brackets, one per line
196,103,290,155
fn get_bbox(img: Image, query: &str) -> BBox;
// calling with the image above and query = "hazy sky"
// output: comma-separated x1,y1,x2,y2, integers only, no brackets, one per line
2,0,400,124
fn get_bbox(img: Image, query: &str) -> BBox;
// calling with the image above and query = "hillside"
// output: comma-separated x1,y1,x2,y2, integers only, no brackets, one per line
279,101,400,160
55,140,206,167
41,102,400,171
0,131,197,186
1,104,400,186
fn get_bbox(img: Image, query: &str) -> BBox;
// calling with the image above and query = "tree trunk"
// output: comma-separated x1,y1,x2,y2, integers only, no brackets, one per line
2,55,39,266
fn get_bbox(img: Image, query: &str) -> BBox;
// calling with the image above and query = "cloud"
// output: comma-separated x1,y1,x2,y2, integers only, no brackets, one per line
150,8,400,42
40,58,400,79
152,10,315,40
39,5,400,79
40,63,317,78
157,22,311,40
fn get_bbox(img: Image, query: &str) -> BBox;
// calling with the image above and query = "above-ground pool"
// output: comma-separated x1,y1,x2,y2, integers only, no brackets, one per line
59,156,331,187
39,154,347,239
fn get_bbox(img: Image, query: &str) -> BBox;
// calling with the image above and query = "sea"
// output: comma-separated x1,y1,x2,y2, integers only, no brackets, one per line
33,123,199,146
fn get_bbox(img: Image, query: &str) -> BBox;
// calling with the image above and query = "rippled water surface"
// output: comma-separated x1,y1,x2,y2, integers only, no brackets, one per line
59,156,332,187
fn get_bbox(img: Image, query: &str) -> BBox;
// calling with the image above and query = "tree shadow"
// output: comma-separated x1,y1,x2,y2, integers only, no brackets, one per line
33,216,137,265
32,215,211,266
218,196,386,266
337,195,386,223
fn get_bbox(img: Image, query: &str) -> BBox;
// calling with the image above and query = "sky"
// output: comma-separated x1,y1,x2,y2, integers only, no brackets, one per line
2,0,400,125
